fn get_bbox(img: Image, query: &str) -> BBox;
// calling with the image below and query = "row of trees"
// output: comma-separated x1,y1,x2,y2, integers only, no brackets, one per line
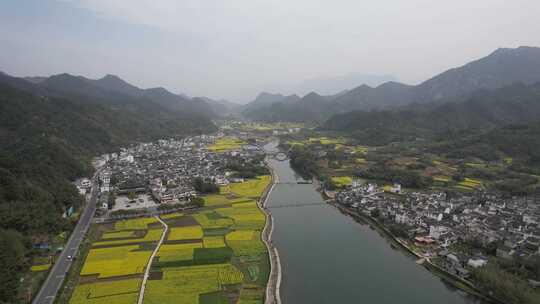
226,155,269,179
472,260,540,304
192,177,219,194
289,146,320,179
356,164,433,189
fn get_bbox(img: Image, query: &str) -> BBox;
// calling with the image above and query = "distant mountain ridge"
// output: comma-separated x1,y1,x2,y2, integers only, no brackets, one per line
321,82,540,145
243,46,540,122
292,73,397,96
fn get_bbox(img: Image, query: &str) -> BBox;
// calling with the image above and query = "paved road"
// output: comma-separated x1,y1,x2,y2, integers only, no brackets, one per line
32,170,101,304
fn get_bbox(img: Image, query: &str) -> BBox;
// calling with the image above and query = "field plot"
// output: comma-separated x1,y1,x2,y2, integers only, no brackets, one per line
208,137,246,152
167,226,204,241
143,177,271,304
70,278,140,304
81,244,153,278
331,176,353,188
93,229,162,247
144,264,243,304
222,175,271,198
115,217,158,230
203,236,226,248
203,194,253,207
456,177,483,191
157,243,203,262
193,212,234,229
69,216,166,304
101,230,136,239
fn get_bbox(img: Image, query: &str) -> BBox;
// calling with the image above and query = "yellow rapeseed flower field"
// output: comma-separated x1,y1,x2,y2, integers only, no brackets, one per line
69,278,140,304
167,226,204,241
157,243,203,262
227,175,271,198
80,245,152,278
202,236,226,248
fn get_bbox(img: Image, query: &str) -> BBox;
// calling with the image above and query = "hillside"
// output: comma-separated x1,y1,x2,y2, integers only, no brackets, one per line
243,46,540,122
40,73,216,117
241,92,300,119
322,83,540,145
0,72,216,301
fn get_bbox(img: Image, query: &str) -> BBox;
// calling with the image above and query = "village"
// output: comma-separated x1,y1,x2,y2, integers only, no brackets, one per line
335,181,540,285
74,132,270,218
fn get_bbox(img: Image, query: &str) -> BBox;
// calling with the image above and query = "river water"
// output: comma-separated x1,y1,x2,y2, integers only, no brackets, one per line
264,142,482,304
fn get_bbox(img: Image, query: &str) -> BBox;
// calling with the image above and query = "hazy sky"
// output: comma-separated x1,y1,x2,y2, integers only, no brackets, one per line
1,0,540,102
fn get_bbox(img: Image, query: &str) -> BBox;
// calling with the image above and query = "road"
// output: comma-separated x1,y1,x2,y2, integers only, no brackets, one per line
32,169,101,304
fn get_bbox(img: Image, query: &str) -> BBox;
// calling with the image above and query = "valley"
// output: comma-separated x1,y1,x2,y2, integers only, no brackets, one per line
2,45,540,304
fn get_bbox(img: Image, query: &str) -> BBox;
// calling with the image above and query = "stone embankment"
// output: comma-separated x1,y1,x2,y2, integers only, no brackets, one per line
260,159,282,304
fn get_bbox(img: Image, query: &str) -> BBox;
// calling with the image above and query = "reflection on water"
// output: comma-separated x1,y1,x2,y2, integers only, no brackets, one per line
263,141,484,304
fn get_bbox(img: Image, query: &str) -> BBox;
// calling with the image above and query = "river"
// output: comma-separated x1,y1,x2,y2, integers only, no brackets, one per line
264,142,483,304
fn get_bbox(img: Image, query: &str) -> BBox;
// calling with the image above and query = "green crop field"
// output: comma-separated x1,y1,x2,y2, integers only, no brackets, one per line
101,230,137,239
93,229,163,247
193,212,234,229
115,217,158,230
157,243,203,262
144,264,243,304
203,236,226,248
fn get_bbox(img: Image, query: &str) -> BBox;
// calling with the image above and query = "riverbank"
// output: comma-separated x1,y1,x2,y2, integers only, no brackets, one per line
259,157,282,304
328,201,504,304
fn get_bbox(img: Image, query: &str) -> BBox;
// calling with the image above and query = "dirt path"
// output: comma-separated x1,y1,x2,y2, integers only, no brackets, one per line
137,215,168,304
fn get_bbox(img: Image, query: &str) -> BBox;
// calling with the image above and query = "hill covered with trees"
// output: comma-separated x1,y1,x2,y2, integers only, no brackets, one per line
0,73,216,302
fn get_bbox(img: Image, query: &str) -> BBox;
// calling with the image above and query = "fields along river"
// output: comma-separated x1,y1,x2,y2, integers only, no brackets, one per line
263,141,484,304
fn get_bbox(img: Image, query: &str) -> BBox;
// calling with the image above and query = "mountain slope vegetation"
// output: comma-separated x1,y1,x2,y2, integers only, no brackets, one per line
0,72,216,303
244,46,540,122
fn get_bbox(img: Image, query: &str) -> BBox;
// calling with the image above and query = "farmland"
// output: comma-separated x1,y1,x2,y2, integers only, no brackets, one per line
68,217,163,304
208,137,247,152
282,131,540,194
331,176,353,188
68,175,272,304
144,176,272,304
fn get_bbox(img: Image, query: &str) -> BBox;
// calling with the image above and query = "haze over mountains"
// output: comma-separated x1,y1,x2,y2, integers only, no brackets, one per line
283,73,398,97
243,46,540,122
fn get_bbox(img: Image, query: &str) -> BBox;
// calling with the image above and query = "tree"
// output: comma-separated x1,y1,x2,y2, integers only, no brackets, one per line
192,177,219,194
0,229,28,303
190,197,204,208
127,192,137,201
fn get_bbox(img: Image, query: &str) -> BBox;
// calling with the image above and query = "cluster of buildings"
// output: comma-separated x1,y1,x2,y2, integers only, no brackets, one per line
94,135,264,214
336,182,540,280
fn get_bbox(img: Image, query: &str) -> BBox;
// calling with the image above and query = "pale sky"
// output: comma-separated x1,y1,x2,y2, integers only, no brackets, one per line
1,0,540,102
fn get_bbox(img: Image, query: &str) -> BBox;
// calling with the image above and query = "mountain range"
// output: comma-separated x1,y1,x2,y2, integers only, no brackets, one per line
0,71,219,247
20,73,240,117
322,82,540,145
243,46,540,122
